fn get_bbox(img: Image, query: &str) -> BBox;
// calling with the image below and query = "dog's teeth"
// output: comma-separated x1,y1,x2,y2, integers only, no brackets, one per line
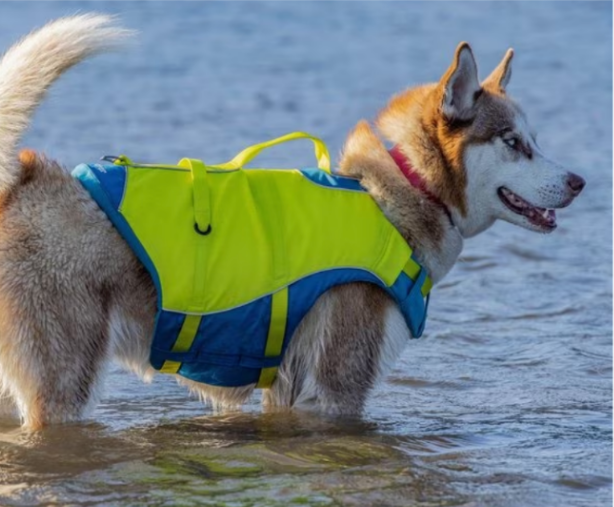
542,209,550,219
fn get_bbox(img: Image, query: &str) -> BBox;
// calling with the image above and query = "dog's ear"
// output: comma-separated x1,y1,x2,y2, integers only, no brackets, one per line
483,48,514,93
440,42,481,122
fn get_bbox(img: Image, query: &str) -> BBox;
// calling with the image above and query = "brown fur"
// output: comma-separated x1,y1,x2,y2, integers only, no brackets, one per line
339,120,446,252
17,149,39,183
377,83,469,216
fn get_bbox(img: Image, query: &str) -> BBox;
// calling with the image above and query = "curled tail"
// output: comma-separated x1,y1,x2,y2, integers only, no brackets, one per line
0,14,132,190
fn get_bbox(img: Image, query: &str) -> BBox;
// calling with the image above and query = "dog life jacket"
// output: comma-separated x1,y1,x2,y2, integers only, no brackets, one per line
72,132,432,388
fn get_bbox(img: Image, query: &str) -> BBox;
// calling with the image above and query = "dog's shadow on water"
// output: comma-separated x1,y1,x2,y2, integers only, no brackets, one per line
0,411,467,506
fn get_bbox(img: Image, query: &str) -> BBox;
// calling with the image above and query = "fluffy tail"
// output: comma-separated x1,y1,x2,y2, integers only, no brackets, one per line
0,14,132,190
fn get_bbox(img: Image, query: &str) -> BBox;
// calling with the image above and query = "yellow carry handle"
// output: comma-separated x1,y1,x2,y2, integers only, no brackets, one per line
215,131,331,173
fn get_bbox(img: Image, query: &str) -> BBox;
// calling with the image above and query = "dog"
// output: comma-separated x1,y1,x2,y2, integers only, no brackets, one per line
0,15,584,429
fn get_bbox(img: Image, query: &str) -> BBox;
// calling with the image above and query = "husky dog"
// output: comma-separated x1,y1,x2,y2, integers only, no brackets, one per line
0,15,584,429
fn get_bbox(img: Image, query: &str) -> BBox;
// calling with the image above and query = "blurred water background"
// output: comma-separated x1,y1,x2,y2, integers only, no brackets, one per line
0,2,611,506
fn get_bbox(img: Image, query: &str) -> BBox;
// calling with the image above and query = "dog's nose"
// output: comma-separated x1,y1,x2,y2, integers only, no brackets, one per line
566,173,586,196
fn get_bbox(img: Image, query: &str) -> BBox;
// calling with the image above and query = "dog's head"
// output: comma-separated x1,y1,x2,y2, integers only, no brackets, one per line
378,43,585,238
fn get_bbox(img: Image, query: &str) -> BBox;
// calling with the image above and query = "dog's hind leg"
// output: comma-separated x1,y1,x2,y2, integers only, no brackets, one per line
0,152,123,429
264,283,406,415
0,295,111,429
0,379,17,421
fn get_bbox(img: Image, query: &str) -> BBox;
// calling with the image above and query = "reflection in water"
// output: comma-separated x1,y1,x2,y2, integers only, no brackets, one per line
0,413,464,506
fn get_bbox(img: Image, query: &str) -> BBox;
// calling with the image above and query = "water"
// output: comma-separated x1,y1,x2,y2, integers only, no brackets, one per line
0,2,611,506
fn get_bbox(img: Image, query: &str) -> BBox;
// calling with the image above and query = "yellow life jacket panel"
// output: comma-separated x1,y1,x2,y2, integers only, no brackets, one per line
72,132,432,388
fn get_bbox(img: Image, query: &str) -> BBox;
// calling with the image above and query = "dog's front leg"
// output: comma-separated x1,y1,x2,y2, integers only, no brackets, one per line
264,283,403,415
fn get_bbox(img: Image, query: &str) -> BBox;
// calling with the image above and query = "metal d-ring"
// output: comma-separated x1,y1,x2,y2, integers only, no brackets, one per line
194,223,212,236
100,155,121,163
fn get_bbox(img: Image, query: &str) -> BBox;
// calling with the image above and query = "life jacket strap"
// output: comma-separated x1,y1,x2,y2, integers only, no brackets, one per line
159,314,203,374
178,158,211,234
257,287,289,388
403,257,433,297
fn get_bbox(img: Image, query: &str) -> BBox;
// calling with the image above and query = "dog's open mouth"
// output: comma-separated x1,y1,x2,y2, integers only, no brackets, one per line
498,187,557,230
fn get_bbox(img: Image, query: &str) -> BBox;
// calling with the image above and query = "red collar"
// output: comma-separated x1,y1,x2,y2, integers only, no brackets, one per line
389,146,453,223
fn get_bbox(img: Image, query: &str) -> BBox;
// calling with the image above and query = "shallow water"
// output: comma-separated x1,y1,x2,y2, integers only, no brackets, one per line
0,2,611,506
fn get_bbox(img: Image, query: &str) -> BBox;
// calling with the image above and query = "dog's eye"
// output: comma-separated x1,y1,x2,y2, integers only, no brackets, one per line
504,137,519,149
